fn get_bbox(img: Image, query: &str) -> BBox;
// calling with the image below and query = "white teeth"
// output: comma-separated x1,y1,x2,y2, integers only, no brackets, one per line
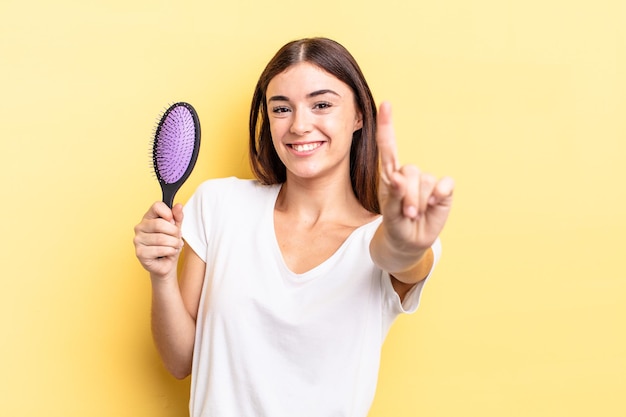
291,142,321,152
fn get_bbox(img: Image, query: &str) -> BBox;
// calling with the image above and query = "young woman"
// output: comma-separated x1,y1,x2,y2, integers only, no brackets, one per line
134,37,454,416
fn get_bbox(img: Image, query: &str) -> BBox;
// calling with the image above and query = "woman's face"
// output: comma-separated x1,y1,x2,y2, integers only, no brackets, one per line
266,62,363,182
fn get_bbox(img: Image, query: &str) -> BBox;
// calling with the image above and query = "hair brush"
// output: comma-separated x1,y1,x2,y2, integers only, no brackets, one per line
152,102,201,208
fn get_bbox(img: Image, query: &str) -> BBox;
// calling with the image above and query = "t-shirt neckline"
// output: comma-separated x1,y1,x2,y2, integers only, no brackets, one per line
266,183,381,280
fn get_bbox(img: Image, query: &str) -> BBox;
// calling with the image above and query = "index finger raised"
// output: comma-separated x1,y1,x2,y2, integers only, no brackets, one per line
376,101,399,181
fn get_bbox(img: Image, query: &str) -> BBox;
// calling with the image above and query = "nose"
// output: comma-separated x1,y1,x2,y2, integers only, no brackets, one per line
289,108,312,136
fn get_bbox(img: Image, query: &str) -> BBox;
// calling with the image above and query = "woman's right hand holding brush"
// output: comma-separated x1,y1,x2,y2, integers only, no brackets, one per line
133,202,197,379
133,202,185,280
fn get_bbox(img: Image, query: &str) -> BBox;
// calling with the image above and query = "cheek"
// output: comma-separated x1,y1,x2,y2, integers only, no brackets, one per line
268,122,288,154
268,118,287,139
336,117,360,138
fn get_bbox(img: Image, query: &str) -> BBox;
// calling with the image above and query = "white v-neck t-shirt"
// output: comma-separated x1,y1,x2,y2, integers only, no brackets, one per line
181,177,440,417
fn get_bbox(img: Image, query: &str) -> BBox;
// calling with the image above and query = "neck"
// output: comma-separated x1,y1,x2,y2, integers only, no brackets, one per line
275,173,361,223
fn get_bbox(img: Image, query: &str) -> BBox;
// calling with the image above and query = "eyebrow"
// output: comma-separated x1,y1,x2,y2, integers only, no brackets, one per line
267,89,341,102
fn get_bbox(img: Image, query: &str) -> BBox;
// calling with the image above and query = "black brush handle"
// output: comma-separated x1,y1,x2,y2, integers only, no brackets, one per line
161,182,180,209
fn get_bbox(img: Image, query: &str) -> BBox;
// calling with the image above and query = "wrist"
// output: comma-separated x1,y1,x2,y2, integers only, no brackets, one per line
370,227,434,283
370,227,424,269
150,270,180,289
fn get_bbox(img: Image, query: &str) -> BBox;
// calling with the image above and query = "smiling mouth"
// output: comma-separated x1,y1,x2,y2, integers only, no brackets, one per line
289,142,323,152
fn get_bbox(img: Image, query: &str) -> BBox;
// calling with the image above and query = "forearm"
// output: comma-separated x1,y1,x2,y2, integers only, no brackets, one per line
370,225,434,285
150,274,196,379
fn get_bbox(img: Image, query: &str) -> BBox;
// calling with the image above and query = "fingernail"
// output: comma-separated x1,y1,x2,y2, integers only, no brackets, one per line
405,205,418,219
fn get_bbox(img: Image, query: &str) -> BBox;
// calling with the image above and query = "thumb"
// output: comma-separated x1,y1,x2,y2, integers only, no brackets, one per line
172,203,184,228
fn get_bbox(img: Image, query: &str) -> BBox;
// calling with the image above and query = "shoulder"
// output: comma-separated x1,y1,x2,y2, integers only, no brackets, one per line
197,177,279,192
355,215,383,240
194,177,262,196
183,177,278,239
190,177,281,206
195,176,252,193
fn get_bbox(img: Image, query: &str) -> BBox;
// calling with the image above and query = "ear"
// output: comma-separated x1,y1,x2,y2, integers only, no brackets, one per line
354,111,363,131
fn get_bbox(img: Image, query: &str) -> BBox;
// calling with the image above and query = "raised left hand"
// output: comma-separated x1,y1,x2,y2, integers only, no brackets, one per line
376,101,455,254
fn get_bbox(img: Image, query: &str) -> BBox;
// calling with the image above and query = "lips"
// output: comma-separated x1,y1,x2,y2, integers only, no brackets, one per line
289,142,323,152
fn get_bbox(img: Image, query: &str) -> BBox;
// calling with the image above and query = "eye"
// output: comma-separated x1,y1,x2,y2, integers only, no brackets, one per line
272,106,291,114
313,102,332,110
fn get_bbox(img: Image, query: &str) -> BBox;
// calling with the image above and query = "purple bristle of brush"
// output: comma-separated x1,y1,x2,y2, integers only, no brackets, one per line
152,102,201,208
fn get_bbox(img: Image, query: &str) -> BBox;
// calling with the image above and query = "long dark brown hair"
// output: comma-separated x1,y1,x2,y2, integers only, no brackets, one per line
248,37,380,214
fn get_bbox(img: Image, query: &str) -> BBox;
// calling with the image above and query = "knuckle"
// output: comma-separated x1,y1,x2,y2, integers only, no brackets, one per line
135,247,146,260
401,164,420,176
421,173,437,187
153,234,167,247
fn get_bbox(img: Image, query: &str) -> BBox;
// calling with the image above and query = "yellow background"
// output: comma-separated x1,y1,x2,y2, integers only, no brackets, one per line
1,0,624,416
